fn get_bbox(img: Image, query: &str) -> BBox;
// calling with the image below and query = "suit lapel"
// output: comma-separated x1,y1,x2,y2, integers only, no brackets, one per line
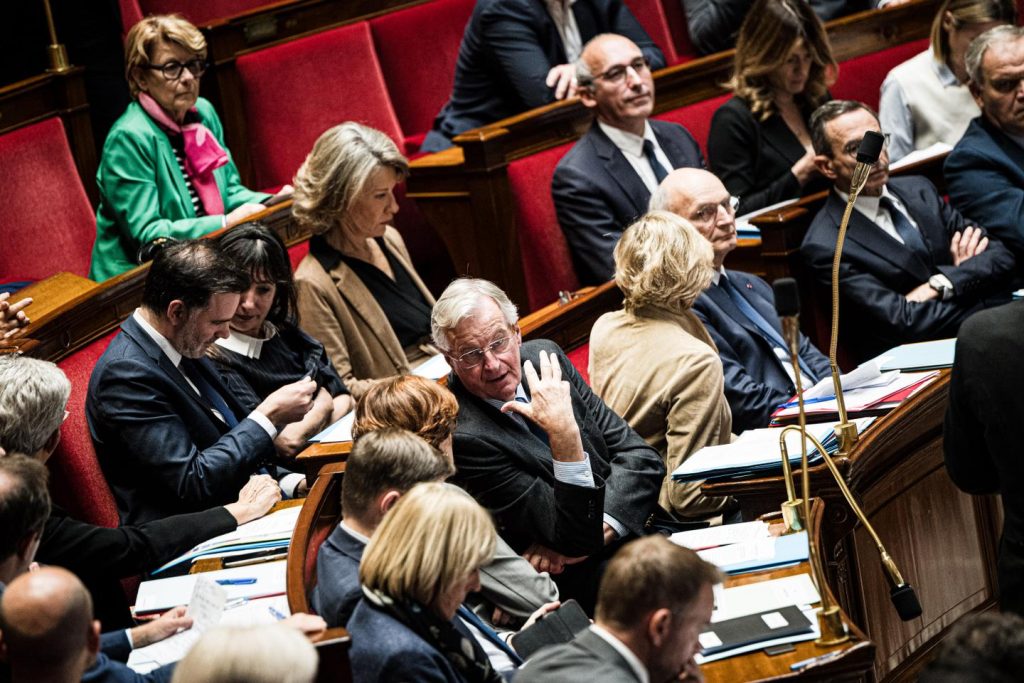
705,280,774,348
825,192,932,281
591,126,650,217
760,113,806,166
729,271,787,339
328,255,410,369
652,121,692,169
982,116,1024,179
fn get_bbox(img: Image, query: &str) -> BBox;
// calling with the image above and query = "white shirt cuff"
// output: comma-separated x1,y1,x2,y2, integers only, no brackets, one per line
552,453,595,488
603,514,627,539
279,473,304,499
248,410,278,438
125,628,134,650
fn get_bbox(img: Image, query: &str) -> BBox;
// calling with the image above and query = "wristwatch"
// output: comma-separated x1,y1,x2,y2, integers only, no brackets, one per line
928,275,952,301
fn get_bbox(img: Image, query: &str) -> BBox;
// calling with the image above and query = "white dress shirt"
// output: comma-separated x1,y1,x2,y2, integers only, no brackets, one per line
598,120,673,193
545,0,582,62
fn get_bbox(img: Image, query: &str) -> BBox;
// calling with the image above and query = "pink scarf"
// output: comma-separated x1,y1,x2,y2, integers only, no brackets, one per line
139,92,229,216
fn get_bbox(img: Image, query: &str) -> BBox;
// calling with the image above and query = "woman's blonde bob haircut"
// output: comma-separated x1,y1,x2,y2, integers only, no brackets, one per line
728,0,836,121
930,0,1016,65
352,375,459,449
614,210,714,313
291,122,409,235
124,15,206,98
359,482,496,612
170,624,317,683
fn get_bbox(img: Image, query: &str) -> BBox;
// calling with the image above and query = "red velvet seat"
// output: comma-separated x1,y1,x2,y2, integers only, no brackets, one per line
657,0,697,63
831,39,929,110
371,0,475,153
624,0,687,65
234,21,406,190
0,117,96,284
118,0,269,32
506,142,580,312
287,463,345,615
566,343,591,385
655,93,731,159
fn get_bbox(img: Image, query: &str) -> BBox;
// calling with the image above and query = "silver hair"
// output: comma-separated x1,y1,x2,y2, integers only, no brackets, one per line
0,355,71,455
170,625,317,683
648,182,673,212
430,278,519,352
966,24,1024,86
575,57,595,89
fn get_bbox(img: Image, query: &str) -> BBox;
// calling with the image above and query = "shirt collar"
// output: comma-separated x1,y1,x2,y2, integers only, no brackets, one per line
711,266,726,286
598,120,656,159
483,383,528,413
930,56,959,88
214,323,278,360
834,184,897,223
339,520,371,546
589,625,650,683
133,309,182,367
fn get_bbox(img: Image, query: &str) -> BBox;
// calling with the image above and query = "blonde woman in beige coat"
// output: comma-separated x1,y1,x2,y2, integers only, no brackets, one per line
589,211,734,520
292,123,437,400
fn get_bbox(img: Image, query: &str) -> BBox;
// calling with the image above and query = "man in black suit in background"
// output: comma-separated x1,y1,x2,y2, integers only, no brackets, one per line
802,100,1015,361
431,278,665,612
518,535,719,683
552,34,704,285
422,0,664,151
945,301,1024,617
87,240,317,524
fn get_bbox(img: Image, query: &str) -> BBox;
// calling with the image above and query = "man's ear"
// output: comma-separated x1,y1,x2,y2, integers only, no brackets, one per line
969,81,985,110
814,154,836,181
378,490,402,516
88,620,101,656
41,429,61,460
16,531,41,566
166,300,188,326
578,85,598,110
646,608,673,648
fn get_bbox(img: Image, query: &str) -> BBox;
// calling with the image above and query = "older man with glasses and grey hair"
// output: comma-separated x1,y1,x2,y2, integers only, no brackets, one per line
431,278,669,614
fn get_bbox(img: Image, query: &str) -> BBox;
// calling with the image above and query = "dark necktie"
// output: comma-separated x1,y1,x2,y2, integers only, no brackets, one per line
514,396,550,446
456,605,524,666
641,139,669,184
179,357,240,428
879,196,930,264
719,276,818,383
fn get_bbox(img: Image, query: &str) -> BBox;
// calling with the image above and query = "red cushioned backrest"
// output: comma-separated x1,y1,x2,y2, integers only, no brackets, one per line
566,342,591,385
235,21,405,189
51,331,121,529
118,0,143,33
506,142,579,312
304,522,334,594
654,93,730,159
287,241,310,272
137,0,266,26
831,39,929,110
657,0,696,63
623,0,680,65
0,118,96,283
371,0,475,143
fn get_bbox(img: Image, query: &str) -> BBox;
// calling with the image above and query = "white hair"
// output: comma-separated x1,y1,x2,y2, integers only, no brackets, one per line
430,278,519,352
170,625,317,683
966,24,1024,85
0,355,71,455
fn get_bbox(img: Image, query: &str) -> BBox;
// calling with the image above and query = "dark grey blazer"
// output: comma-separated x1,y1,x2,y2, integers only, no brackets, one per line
313,523,365,628
516,627,642,682
450,339,663,556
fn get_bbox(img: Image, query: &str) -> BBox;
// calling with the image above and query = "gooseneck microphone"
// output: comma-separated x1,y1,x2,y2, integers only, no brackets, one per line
773,278,922,622
828,130,887,456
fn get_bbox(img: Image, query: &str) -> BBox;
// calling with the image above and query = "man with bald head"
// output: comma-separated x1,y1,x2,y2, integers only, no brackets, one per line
553,34,705,285
650,168,830,432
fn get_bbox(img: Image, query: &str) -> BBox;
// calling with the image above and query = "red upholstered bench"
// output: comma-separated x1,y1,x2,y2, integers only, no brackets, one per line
0,117,96,285
566,342,591,385
506,142,580,312
624,0,696,65
655,93,730,159
831,38,930,110
119,0,266,30
371,0,475,154
234,21,406,190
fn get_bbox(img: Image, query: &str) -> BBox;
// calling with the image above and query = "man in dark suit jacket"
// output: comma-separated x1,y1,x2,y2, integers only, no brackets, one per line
518,535,718,682
946,26,1024,258
87,240,317,524
432,278,665,610
651,168,831,432
804,100,1015,361
422,0,664,152
553,34,704,285
945,300,1024,617
0,353,281,629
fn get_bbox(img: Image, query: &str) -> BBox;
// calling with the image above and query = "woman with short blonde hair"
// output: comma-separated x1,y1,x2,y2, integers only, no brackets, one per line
170,624,317,683
708,0,836,214
292,123,437,400
589,211,734,519
349,482,502,682
880,0,1015,161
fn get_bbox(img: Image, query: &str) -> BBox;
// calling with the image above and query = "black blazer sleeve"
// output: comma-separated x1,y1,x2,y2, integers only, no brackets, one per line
708,98,802,214
602,0,666,69
38,507,237,581
944,332,1000,495
100,630,131,662
481,6,566,110
681,0,753,55
552,160,621,285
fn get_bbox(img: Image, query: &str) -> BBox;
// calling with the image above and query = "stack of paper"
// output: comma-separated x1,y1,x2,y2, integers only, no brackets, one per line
772,371,938,420
671,417,875,483
135,560,287,616
870,338,955,372
671,522,810,575
310,410,355,443
151,507,300,575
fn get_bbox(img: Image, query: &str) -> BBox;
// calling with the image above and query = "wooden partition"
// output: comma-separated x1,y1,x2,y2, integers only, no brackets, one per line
703,373,1002,681
405,0,941,311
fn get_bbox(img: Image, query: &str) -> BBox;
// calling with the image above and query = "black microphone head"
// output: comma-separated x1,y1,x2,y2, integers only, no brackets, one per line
890,583,922,621
773,278,801,317
856,130,886,164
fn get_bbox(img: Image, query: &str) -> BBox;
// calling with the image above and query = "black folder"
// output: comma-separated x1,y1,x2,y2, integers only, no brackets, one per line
700,604,813,656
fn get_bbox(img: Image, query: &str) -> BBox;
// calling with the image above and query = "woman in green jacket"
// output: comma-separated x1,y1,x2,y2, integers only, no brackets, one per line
89,15,288,281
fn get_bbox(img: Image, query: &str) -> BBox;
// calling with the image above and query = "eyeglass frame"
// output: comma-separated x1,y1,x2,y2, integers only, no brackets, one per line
593,56,651,84
450,328,520,369
690,195,741,226
142,58,208,81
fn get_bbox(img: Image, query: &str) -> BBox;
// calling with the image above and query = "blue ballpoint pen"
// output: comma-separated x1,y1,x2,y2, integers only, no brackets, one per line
216,578,257,585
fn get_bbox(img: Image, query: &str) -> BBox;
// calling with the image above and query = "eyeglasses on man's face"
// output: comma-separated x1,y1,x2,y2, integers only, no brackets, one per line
595,56,650,84
691,196,740,225
841,132,891,158
144,58,208,81
454,335,515,368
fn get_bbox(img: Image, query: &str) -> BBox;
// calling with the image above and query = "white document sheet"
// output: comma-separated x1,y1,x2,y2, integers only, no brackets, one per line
310,410,355,443
711,573,820,623
411,354,451,380
670,521,770,551
134,561,287,615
